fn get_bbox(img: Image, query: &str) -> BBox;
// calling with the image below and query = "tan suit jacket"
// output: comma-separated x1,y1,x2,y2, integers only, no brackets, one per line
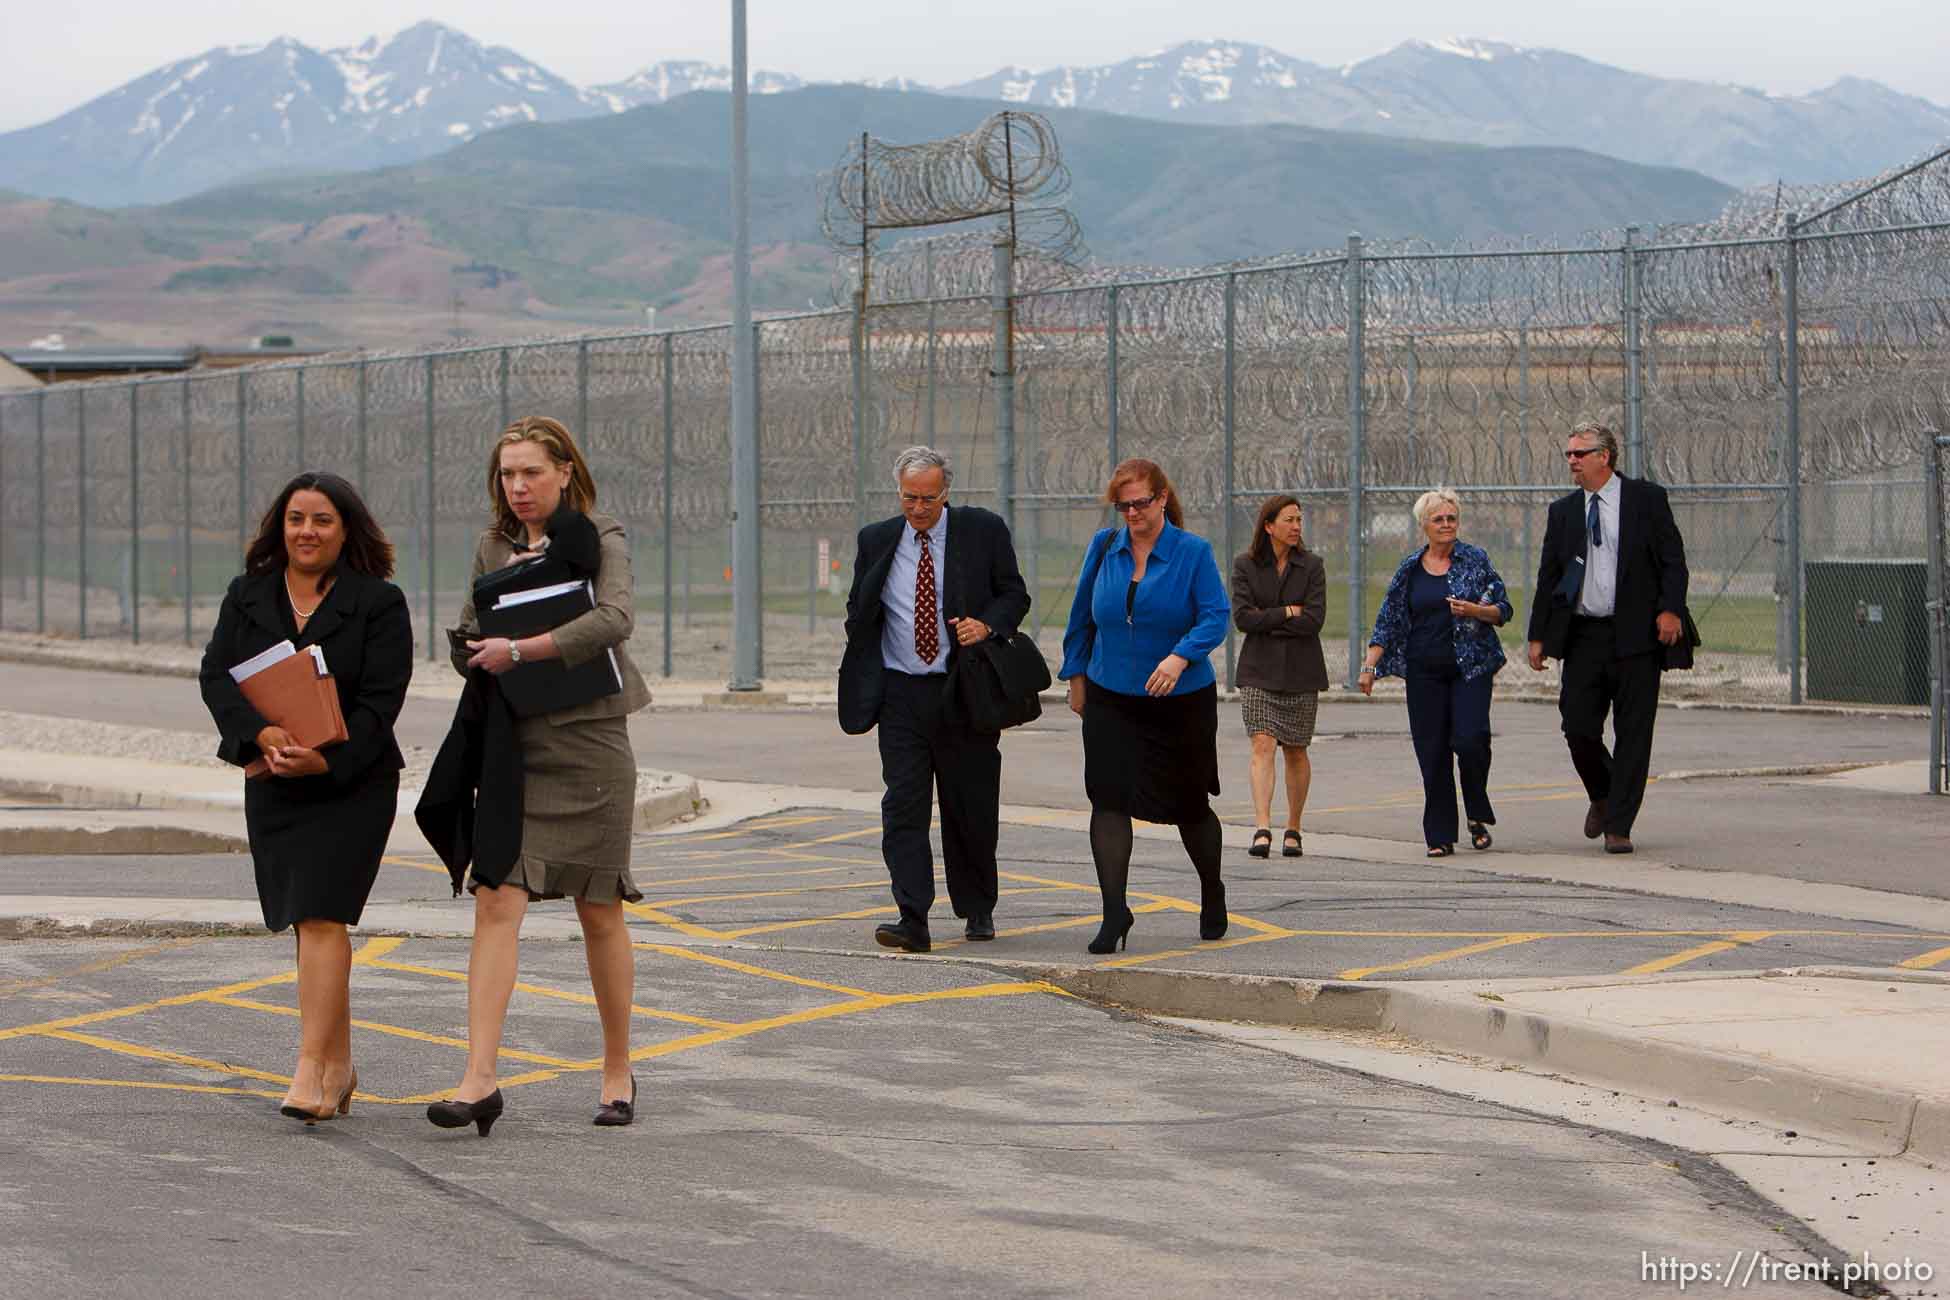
450,510,652,724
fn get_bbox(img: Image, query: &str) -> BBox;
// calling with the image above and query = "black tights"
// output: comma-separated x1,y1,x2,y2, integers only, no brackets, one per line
1089,806,1225,923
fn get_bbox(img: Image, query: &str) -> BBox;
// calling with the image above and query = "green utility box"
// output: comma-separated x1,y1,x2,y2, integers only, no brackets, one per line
1804,560,1930,705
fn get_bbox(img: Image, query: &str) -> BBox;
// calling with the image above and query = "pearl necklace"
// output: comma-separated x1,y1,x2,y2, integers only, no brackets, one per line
285,572,322,620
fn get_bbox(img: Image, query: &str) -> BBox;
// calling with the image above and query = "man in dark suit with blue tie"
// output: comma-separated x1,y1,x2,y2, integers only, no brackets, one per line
839,446,1030,952
1527,421,1690,854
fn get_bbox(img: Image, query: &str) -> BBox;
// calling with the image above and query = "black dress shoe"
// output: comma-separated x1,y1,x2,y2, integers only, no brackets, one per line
594,1075,637,1127
1584,800,1607,840
874,921,931,953
964,912,995,941
1603,833,1634,854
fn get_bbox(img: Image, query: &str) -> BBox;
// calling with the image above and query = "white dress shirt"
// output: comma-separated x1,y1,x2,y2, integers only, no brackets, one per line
880,510,950,674
1577,474,1622,618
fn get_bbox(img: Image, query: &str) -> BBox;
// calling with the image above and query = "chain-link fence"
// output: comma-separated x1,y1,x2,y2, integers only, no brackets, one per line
3,149,1948,706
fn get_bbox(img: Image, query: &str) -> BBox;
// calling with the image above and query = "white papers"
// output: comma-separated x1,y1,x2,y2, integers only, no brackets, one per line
308,645,329,676
229,639,296,683
493,579,591,609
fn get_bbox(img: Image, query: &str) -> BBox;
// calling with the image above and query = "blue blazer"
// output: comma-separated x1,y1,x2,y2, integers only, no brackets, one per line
1368,540,1513,682
1060,521,1231,696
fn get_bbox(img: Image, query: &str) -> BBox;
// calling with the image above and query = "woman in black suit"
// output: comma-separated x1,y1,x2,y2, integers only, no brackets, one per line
199,472,411,1124
1230,495,1329,859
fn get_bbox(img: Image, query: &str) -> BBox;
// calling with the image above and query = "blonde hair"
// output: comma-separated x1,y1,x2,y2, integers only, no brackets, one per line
1411,487,1461,529
488,416,597,537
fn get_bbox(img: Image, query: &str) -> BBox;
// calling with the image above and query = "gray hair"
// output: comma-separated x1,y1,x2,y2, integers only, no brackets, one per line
1411,486,1461,529
891,445,953,489
1569,419,1619,468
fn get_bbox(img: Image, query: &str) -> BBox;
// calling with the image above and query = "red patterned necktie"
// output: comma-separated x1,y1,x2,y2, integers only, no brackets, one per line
914,531,940,664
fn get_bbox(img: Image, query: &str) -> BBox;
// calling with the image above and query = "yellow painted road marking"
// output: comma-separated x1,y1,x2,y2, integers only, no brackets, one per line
674,815,839,842
0,938,207,998
362,959,736,1028
1095,928,1300,970
1898,945,1950,971
0,1074,286,1101
778,825,884,848
649,880,891,908
630,865,855,887
210,997,585,1067
1339,934,1552,981
620,901,727,940
631,943,873,998
0,968,298,1042
714,905,898,940
1621,932,1776,976
36,1028,295,1085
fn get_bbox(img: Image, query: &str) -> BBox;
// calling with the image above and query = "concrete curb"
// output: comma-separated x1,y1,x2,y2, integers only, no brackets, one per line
1016,961,1946,1166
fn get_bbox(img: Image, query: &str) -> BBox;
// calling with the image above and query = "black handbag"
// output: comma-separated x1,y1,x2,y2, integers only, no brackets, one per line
1662,606,1703,671
950,632,1052,733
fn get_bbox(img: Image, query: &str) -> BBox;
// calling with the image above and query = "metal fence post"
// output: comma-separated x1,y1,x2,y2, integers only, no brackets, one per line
36,390,45,633
236,372,248,554
1106,283,1120,471
1623,225,1645,478
925,241,938,443
992,234,1016,533
851,289,868,543
424,355,437,660
1345,234,1367,688
1784,213,1804,704
750,319,763,679
1927,432,1946,794
129,384,140,643
355,360,368,494
662,332,675,678
1222,271,1238,686
498,347,511,429
78,388,88,638
576,339,591,457
181,378,192,646
294,366,306,471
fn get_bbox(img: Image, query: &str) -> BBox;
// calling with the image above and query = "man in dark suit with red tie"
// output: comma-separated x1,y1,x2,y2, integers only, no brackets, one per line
839,446,1031,952
1527,420,1690,854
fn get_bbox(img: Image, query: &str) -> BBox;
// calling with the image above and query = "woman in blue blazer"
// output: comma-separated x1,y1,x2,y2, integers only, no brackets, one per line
1060,459,1233,954
1357,488,1514,856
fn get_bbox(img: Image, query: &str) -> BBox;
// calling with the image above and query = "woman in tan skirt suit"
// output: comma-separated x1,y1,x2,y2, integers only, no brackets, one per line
425,416,651,1135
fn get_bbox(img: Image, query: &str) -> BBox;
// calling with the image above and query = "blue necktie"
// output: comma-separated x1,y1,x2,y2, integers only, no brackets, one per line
1586,494,1602,548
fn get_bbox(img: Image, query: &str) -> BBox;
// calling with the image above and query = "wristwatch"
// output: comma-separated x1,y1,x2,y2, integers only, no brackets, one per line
507,639,523,664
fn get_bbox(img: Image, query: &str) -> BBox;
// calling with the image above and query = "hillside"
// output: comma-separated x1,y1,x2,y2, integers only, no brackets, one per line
0,86,1735,351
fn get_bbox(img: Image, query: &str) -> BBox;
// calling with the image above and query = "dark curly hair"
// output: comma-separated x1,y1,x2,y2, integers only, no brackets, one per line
243,472,395,591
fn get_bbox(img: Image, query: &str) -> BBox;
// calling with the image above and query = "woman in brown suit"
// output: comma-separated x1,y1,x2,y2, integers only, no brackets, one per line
1230,495,1328,858
425,416,652,1135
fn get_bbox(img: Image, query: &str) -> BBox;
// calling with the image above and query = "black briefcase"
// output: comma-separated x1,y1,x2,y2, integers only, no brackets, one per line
950,633,1052,733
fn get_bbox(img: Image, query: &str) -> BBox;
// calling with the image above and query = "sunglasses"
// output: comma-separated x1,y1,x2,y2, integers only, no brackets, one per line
899,491,946,505
1565,447,1601,460
1426,514,1459,524
1111,493,1162,515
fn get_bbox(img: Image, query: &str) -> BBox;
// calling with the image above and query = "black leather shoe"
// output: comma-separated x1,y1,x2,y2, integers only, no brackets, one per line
1584,800,1607,840
874,921,931,953
594,1075,637,1127
1603,833,1634,854
964,912,995,941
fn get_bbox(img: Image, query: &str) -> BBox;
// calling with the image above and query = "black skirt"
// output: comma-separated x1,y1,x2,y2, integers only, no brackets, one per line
245,769,399,932
1081,678,1220,826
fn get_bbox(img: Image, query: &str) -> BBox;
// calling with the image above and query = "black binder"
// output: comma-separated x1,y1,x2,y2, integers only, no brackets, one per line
476,578,623,717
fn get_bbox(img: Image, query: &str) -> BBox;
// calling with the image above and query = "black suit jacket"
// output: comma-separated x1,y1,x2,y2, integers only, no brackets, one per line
1527,475,1689,661
198,567,413,788
837,505,1030,735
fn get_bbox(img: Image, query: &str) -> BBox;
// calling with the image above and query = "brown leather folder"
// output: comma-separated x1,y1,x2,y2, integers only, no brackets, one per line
236,650,349,779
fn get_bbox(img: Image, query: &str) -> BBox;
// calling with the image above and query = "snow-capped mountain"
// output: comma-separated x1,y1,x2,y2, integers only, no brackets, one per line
3,27,1946,208
944,38,1950,189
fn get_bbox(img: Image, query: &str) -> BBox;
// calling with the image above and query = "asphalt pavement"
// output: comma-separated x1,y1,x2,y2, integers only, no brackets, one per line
0,934,1853,1300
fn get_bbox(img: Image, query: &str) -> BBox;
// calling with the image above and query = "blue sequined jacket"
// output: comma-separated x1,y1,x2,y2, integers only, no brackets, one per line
1367,541,1514,682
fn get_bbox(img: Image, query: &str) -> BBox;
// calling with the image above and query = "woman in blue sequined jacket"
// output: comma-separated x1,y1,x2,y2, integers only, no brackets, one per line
1358,489,1514,856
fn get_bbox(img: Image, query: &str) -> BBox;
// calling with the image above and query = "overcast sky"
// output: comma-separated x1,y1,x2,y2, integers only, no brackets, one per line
3,0,1945,132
